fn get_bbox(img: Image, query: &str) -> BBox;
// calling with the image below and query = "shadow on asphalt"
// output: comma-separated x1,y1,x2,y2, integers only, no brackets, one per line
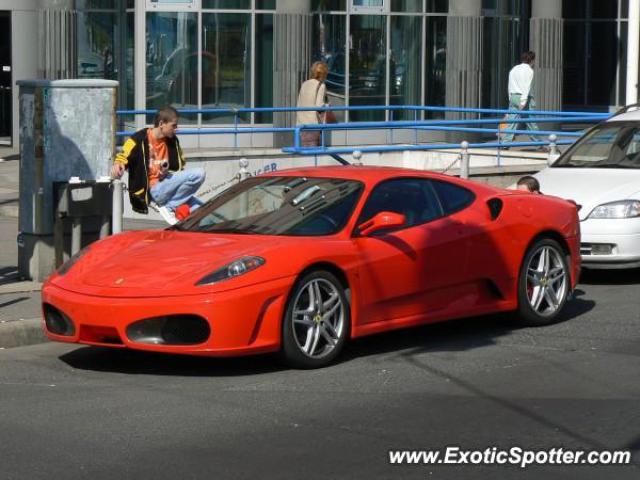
344,293,594,361
59,294,595,377
60,346,287,377
0,266,20,286
579,267,640,286
0,296,29,309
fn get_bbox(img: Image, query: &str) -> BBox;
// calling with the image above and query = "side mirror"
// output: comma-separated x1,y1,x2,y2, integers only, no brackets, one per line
358,211,406,236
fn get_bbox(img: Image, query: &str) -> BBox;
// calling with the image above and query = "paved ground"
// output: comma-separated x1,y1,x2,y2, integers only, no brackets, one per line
0,268,638,480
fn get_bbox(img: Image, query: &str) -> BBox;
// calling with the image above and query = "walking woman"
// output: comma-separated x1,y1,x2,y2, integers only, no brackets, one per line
296,61,329,147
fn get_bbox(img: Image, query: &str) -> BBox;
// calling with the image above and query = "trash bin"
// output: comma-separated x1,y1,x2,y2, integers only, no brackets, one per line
53,180,113,268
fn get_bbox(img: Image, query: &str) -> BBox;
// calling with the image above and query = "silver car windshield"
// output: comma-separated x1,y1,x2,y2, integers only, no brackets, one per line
553,124,640,169
176,176,364,236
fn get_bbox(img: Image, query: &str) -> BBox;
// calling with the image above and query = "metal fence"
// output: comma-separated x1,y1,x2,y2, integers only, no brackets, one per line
115,105,609,153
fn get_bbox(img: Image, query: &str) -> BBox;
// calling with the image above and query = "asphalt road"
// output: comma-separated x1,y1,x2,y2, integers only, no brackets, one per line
1,269,639,480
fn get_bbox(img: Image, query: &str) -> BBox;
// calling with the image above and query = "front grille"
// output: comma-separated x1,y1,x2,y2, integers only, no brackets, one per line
126,315,211,346
43,304,75,336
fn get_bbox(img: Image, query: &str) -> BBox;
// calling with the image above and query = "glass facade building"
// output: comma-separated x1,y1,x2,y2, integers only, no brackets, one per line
0,0,637,148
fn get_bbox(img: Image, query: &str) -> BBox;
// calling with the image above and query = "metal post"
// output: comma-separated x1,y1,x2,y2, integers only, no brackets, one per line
460,141,470,179
99,216,110,239
71,217,82,255
626,0,640,105
238,158,250,217
547,134,559,165
234,109,239,149
112,179,123,234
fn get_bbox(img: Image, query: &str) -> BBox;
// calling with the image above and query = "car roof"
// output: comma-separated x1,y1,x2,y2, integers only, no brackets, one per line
263,165,477,184
605,109,640,123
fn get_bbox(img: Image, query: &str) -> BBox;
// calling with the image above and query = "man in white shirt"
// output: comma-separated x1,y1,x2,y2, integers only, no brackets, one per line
501,51,541,146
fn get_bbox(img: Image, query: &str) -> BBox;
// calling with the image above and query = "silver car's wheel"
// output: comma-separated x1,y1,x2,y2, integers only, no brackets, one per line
518,238,570,325
282,271,349,368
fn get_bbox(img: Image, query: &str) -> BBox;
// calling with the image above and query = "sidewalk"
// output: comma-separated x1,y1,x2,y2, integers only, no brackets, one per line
0,157,166,348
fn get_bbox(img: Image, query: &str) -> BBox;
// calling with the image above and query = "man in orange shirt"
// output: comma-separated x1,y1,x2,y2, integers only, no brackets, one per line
111,106,205,224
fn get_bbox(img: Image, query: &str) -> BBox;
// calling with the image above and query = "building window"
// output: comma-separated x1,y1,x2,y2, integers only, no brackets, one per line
312,13,347,103
390,15,422,119
425,16,446,116
76,11,117,80
255,14,274,123
145,12,198,123
201,13,251,123
349,14,386,121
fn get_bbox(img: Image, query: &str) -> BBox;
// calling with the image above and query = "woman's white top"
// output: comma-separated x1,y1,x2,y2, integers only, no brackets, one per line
296,79,326,125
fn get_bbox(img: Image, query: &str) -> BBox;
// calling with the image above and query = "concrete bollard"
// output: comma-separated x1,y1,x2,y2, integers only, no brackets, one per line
460,141,470,179
352,150,363,166
238,158,250,181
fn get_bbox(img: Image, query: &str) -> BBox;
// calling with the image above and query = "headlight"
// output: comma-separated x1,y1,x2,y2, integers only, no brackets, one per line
195,256,265,286
587,200,640,219
57,246,91,276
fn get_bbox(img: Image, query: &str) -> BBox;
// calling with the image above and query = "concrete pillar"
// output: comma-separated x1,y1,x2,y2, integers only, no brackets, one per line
530,0,563,111
273,0,311,147
626,0,639,105
16,79,117,281
445,0,482,119
37,0,76,79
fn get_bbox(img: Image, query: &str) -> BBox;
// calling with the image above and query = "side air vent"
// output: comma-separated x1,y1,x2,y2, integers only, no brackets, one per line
487,198,503,220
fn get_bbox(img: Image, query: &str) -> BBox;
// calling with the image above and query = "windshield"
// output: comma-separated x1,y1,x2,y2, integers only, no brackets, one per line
553,124,640,169
177,176,364,236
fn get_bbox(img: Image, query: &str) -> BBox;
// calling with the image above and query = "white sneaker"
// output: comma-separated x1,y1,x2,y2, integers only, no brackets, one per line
158,206,178,225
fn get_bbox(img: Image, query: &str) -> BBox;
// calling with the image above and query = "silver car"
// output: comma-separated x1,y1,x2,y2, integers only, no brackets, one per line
534,107,640,269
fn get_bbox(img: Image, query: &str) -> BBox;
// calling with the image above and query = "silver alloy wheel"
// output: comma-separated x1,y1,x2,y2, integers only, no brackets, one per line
526,245,568,317
291,278,345,359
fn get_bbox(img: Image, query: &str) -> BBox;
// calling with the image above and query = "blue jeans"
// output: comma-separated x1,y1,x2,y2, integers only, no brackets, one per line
501,94,539,143
150,168,206,211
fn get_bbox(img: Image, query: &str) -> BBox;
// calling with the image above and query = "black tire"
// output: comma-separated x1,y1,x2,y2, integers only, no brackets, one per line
281,270,350,369
517,238,571,326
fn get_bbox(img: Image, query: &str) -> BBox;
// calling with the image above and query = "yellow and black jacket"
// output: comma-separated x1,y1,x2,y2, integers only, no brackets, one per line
115,128,185,214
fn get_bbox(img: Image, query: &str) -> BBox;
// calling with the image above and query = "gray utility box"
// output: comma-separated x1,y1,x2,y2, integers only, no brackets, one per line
17,79,117,282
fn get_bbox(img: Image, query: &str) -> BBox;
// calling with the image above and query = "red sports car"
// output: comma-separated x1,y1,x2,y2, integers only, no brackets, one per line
42,166,581,368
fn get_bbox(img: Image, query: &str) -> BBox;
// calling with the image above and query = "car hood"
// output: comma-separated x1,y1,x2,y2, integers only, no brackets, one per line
52,230,295,295
534,168,640,220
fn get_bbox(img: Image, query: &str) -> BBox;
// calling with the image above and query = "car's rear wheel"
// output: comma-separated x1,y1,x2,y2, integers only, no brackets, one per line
281,271,349,369
517,238,570,326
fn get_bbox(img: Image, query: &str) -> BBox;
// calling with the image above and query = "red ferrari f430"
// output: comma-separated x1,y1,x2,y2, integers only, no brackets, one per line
42,166,581,368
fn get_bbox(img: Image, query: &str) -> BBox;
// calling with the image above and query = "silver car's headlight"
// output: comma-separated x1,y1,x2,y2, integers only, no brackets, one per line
587,200,640,219
195,256,265,286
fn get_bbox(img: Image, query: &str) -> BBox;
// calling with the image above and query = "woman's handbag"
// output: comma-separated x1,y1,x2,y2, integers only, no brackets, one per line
323,108,337,124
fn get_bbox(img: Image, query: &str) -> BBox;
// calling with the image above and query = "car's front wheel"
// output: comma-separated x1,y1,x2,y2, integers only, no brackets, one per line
517,238,570,326
281,271,350,368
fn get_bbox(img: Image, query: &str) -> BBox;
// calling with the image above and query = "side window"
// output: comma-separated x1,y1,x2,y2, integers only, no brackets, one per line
431,180,475,215
357,178,443,231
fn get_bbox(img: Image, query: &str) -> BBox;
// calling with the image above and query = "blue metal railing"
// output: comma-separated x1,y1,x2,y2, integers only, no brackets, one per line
115,104,610,155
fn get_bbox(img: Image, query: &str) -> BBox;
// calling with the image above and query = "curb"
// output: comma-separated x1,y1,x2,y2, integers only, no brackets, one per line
0,281,42,294
0,318,47,349
0,205,19,218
